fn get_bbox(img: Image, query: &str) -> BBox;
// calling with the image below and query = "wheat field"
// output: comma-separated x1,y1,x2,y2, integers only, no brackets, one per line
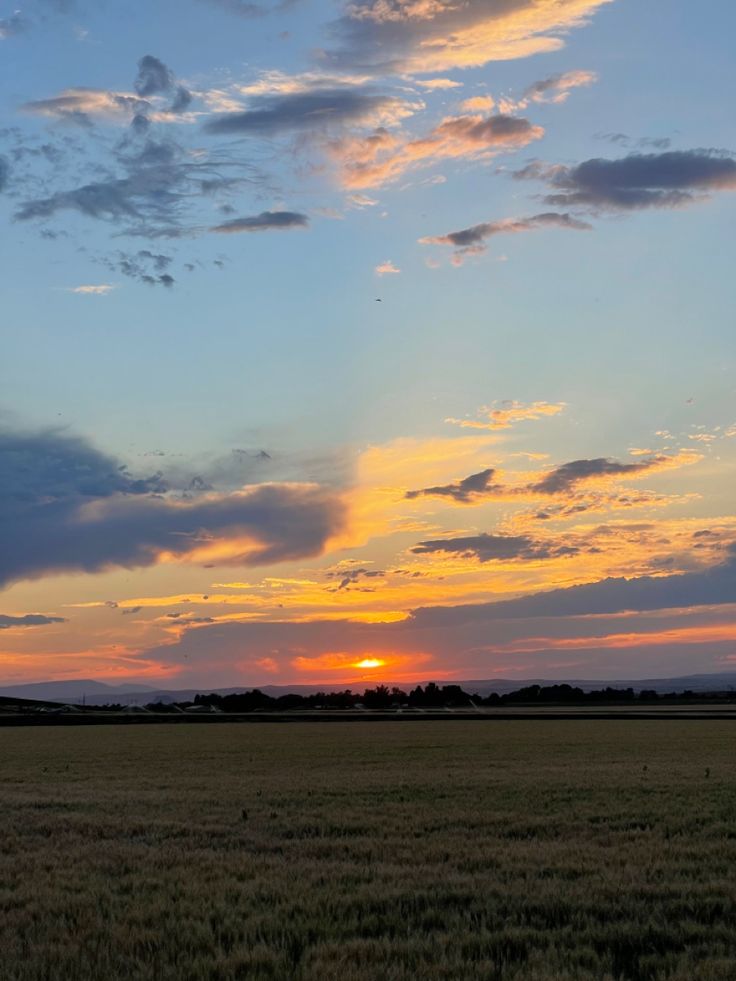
2,721,736,979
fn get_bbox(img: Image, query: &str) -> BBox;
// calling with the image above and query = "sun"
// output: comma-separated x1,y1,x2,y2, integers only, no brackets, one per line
354,658,385,670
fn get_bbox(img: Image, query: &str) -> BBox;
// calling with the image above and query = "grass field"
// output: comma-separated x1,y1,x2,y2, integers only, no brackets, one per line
2,721,736,980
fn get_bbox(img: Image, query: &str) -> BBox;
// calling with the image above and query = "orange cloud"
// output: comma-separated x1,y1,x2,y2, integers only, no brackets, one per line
334,0,614,75
486,621,736,655
375,259,401,275
459,95,496,113
446,400,566,430
330,113,543,188
416,78,463,90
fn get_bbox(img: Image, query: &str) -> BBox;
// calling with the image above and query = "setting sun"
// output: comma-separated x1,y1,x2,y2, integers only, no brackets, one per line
354,658,385,670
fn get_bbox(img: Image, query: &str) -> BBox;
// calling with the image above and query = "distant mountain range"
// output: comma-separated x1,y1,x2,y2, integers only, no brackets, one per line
3,673,736,705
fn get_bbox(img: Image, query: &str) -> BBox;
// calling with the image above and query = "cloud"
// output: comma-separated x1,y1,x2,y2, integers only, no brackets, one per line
406,451,699,507
406,467,497,502
15,176,159,221
331,112,543,189
134,55,193,117
460,95,495,113
514,150,736,211
0,427,344,589
446,400,566,431
23,57,193,130
0,0,78,39
597,133,672,151
531,455,685,495
0,614,66,630
133,546,736,685
204,87,412,136
375,259,400,275
325,565,386,590
134,56,175,98
348,192,379,207
420,211,591,261
523,69,597,104
412,545,736,627
199,0,300,16
14,128,260,239
108,250,177,286
0,13,27,39
14,55,221,249
0,155,9,191
22,89,151,126
411,532,579,562
210,210,309,233
65,284,116,295
416,78,463,90
324,0,613,75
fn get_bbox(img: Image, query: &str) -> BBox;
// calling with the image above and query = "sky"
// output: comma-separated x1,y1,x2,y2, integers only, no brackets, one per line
1,0,735,689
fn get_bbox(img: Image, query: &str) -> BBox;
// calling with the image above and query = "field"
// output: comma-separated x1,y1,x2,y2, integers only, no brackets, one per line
2,722,736,980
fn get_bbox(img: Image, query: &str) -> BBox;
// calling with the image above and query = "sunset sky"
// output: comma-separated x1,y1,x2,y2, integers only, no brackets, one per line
1,0,735,689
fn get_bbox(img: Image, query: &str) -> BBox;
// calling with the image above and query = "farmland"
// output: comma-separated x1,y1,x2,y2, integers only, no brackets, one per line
2,721,736,979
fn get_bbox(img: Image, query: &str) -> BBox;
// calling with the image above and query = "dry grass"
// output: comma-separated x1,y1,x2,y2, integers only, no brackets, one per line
2,721,736,979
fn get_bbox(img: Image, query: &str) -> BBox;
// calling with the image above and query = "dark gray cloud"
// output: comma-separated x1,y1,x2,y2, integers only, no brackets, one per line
112,249,175,286
0,613,66,630
14,132,261,237
210,210,308,233
0,155,9,191
15,173,168,221
421,212,591,257
204,88,403,137
411,533,579,562
597,133,672,151
199,0,300,15
514,150,736,211
169,86,193,115
0,427,344,589
134,56,175,98
532,457,666,495
412,545,736,627
133,56,192,115
325,567,385,590
407,454,676,505
406,468,497,503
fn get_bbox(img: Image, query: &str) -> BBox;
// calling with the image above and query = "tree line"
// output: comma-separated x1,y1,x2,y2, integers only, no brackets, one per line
132,682,720,713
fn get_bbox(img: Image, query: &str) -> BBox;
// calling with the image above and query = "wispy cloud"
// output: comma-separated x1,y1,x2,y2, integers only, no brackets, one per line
204,86,415,136
331,112,543,189
323,0,614,75
446,400,566,431
375,259,400,275
65,283,116,295
523,69,598,104
0,613,67,630
411,532,580,562
210,210,309,233
420,211,591,263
